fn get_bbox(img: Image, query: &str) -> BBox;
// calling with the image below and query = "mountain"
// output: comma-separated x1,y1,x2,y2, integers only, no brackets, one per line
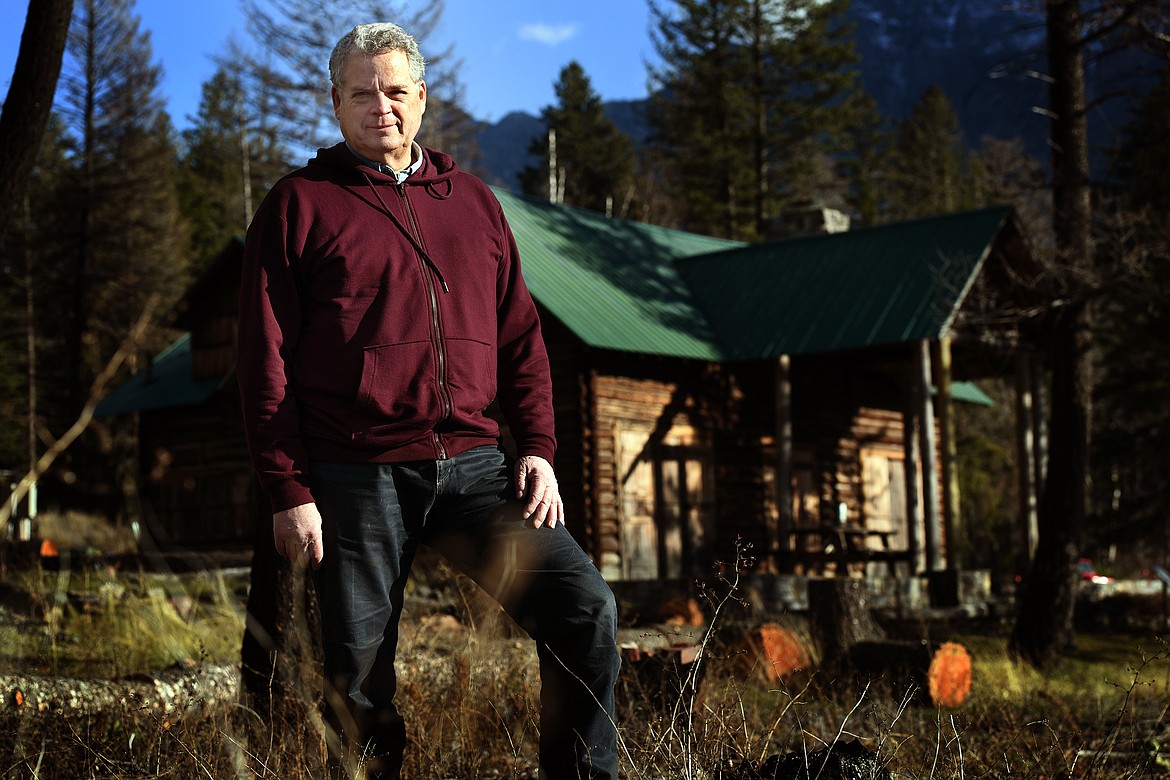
469,2,1155,191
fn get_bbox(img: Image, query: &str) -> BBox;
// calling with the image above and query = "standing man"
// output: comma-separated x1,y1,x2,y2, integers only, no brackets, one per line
238,22,620,779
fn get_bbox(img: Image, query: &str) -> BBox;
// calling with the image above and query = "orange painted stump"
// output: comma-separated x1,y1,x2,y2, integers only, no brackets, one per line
927,641,972,709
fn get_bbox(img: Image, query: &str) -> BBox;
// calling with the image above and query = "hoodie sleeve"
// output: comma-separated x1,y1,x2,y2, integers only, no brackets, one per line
494,211,557,463
237,189,316,512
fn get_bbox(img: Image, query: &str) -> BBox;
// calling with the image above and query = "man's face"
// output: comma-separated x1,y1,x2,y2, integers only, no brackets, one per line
331,49,426,169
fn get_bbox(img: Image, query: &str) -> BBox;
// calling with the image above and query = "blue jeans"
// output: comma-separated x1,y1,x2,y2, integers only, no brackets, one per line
311,446,620,779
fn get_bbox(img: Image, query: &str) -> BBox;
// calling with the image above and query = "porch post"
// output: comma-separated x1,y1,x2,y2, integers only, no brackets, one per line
903,367,924,574
774,354,794,570
1015,352,1040,565
917,340,943,572
937,337,962,570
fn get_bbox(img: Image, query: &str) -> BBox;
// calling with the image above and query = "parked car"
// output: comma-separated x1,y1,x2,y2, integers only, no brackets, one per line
1078,558,1114,585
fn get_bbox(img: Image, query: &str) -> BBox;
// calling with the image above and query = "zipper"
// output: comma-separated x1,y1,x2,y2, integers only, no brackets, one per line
398,183,452,458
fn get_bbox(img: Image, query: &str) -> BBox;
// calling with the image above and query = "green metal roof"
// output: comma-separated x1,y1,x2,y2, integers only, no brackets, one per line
495,191,1012,363
492,188,743,359
941,381,994,407
95,333,222,416
674,206,1013,361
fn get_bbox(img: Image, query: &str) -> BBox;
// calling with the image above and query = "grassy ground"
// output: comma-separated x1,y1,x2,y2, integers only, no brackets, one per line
1,556,1169,779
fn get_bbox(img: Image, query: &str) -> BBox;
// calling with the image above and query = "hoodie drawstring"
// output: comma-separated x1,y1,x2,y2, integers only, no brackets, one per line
426,179,453,200
359,172,450,293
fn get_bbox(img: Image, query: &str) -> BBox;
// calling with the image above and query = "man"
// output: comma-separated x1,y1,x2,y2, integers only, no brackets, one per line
237,22,620,779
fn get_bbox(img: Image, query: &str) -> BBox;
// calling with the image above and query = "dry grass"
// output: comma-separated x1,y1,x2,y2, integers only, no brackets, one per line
32,511,139,556
2,559,1169,779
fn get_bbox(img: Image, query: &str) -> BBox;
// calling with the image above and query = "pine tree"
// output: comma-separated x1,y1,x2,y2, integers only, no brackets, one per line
180,64,288,269
0,116,77,453
29,0,191,516
520,61,637,216
1009,0,1095,670
1089,63,1170,575
649,0,756,237
885,84,976,220
1114,64,1170,219
58,0,188,407
765,0,861,212
838,91,891,227
0,117,68,467
649,0,861,240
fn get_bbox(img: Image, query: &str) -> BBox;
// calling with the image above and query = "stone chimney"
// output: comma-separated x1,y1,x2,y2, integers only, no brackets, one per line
769,203,851,240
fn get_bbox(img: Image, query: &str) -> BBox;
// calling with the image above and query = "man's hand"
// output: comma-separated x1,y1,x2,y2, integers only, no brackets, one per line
515,455,564,529
273,502,324,568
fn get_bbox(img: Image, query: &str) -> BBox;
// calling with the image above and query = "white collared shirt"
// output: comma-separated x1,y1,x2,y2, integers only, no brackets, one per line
347,142,424,183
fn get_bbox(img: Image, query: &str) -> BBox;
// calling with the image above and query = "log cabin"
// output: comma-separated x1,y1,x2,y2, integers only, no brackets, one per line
98,191,1044,603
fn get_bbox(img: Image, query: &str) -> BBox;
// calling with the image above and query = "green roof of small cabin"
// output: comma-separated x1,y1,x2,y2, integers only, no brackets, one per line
96,333,222,416
494,188,1012,362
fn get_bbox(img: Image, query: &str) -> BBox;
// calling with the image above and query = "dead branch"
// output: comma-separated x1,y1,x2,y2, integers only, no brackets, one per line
1,295,160,527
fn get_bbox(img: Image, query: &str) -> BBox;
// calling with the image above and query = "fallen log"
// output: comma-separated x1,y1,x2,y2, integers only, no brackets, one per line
1,663,240,719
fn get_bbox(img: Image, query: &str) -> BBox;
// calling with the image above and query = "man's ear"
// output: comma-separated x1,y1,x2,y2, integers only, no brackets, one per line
331,85,342,119
419,81,427,114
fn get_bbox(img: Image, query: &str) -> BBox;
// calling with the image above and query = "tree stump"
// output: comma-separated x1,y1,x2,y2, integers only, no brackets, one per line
808,578,886,668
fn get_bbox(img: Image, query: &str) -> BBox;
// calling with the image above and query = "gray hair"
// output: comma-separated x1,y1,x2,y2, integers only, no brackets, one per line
329,22,426,86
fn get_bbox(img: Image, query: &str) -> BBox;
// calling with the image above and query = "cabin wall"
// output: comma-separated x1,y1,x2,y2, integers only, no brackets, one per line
717,356,946,573
538,314,590,550
140,386,259,545
583,355,720,581
190,273,239,381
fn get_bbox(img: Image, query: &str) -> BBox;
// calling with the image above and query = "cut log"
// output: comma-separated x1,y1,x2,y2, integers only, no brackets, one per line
734,623,812,682
927,641,972,708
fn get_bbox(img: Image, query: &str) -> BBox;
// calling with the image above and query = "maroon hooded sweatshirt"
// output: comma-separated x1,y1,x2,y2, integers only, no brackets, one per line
238,142,556,513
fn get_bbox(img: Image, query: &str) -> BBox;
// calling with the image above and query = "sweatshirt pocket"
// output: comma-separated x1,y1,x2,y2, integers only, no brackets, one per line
443,337,496,419
352,340,442,439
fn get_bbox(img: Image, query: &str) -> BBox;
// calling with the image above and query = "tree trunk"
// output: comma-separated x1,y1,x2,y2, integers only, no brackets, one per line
0,0,74,245
1010,0,1093,669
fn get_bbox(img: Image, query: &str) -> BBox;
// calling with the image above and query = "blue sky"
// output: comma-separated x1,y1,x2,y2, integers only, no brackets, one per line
1,0,660,127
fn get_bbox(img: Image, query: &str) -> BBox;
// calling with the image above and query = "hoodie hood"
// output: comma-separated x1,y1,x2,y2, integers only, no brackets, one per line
307,142,460,187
